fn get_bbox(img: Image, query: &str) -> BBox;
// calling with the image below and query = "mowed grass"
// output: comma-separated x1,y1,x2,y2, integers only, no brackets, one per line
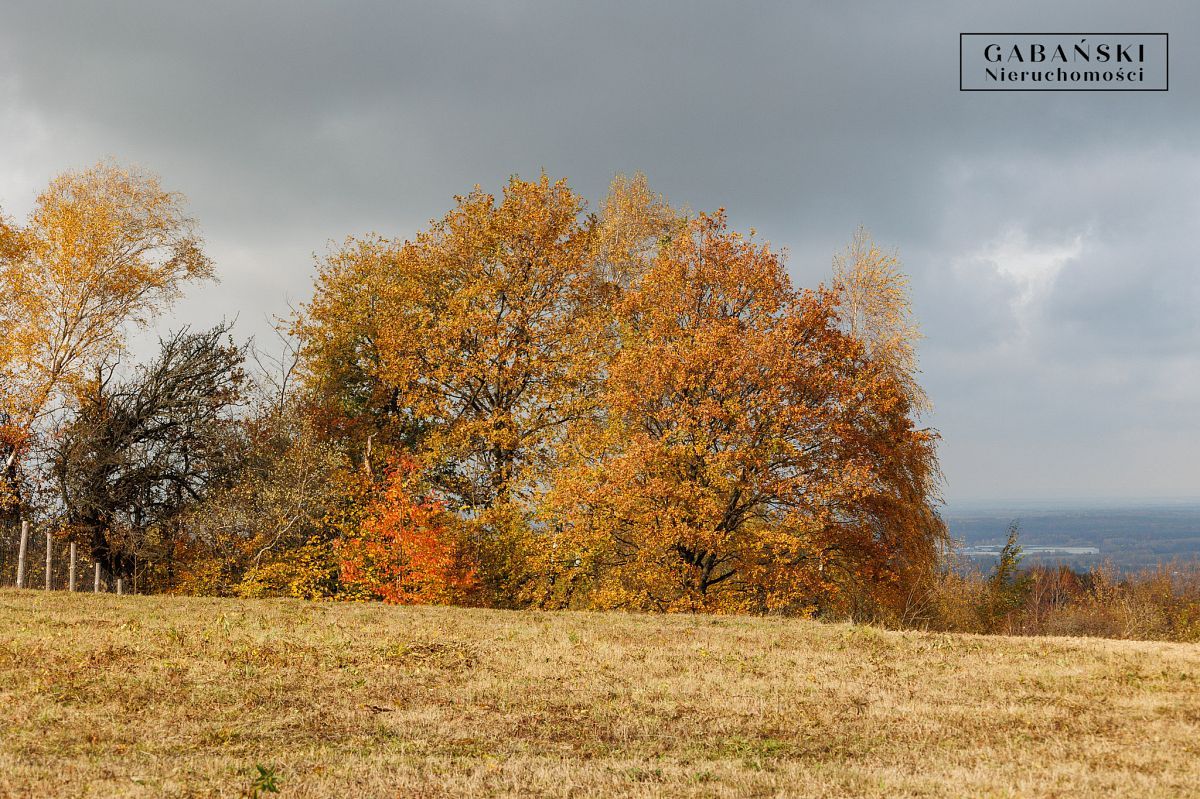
1,590,1198,798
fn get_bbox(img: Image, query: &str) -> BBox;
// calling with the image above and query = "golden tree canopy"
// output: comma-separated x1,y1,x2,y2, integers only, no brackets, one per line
1,161,213,428
0,162,212,514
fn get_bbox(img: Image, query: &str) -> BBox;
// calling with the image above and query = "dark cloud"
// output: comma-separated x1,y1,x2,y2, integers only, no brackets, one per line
1,1,1197,501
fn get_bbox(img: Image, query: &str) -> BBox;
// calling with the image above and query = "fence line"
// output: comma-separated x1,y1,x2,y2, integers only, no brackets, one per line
2,521,121,594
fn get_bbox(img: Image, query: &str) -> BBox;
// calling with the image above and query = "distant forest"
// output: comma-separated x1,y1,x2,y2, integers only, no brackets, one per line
945,503,1200,572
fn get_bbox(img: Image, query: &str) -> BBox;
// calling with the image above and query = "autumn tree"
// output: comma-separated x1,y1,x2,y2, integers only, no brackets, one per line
828,228,945,616
0,212,27,516
297,175,624,603
0,162,213,526
833,226,928,411
292,236,422,467
542,213,945,614
373,176,607,509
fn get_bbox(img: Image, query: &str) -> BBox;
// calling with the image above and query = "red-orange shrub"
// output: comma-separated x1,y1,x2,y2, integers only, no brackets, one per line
338,458,477,604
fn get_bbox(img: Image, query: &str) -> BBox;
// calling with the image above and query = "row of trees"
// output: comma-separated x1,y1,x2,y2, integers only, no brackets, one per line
1,163,946,616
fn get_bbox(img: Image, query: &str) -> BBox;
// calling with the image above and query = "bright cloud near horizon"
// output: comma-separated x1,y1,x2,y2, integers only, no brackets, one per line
2,1,1197,505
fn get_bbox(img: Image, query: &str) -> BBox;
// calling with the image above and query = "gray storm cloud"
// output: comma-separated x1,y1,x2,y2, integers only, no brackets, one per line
1,0,1196,502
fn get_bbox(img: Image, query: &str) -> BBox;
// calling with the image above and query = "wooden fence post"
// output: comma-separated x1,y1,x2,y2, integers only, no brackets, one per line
69,543,77,592
45,533,52,591
94,562,101,593
116,578,123,596
16,520,28,589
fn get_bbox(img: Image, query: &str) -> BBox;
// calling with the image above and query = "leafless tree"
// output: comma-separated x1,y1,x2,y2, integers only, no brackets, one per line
52,324,246,583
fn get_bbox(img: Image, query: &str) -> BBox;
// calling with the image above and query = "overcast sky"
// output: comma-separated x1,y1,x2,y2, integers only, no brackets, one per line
1,1,1197,505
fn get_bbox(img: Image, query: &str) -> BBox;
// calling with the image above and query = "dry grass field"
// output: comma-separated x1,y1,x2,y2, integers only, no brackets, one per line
1,589,1198,798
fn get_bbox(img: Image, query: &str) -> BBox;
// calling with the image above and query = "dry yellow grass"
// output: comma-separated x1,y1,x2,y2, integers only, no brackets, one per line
1,589,1198,798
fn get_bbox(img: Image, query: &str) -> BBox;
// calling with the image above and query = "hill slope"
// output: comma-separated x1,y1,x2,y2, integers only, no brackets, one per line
1,590,1198,798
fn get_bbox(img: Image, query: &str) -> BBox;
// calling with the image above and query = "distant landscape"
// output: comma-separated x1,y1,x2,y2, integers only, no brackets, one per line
943,500,1200,573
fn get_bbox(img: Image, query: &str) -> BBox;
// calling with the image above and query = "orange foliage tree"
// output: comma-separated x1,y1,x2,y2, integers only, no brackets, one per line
541,212,945,615
338,459,477,605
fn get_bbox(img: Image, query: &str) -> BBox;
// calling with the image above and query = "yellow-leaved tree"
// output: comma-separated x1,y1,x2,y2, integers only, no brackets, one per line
0,162,213,523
